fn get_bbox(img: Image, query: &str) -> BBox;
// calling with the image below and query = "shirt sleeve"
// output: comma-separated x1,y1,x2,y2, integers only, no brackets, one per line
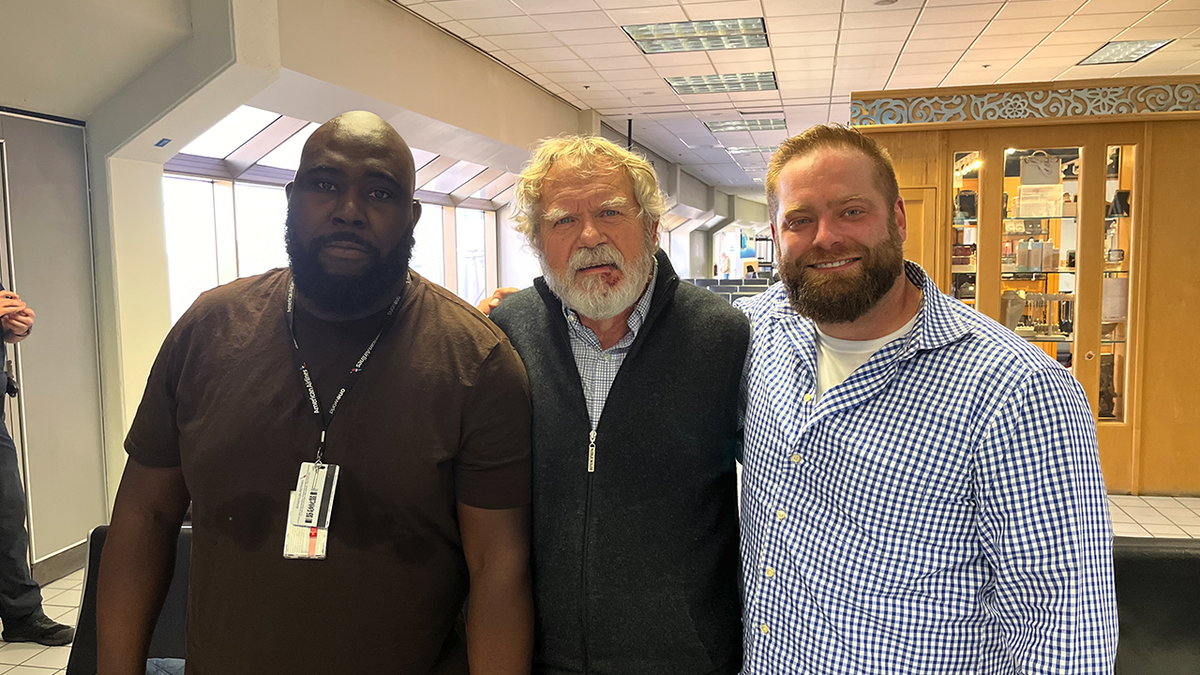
455,338,532,509
124,322,186,469
973,366,1118,673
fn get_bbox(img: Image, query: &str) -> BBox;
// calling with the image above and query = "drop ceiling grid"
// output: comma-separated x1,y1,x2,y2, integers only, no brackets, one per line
397,0,1200,189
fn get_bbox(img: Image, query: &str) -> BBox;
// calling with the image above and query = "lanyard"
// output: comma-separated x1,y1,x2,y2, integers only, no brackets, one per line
285,276,406,463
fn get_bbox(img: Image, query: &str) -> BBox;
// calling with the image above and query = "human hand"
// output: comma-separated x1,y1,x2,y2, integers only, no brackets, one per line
0,291,25,319
476,287,519,316
1,306,33,338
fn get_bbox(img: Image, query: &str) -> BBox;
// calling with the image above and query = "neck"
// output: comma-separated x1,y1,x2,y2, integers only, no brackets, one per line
578,303,637,350
293,275,407,322
816,272,921,341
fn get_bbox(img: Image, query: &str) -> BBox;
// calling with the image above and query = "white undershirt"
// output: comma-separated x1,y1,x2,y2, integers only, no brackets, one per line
814,312,919,402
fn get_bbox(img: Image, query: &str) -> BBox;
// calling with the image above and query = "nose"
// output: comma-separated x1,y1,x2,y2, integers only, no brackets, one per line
332,190,367,228
809,214,844,251
578,215,604,247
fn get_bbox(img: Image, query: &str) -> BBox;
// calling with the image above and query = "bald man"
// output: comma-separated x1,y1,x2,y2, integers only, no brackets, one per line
98,112,534,675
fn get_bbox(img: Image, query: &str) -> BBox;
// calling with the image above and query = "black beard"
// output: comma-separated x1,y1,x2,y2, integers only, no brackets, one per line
779,219,905,324
284,208,414,316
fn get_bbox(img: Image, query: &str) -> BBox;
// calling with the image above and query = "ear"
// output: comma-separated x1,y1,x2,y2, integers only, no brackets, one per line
411,198,423,226
650,220,660,249
769,220,781,252
285,181,294,199
893,196,908,243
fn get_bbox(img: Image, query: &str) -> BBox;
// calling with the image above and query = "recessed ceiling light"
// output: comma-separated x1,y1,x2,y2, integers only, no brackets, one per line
1079,39,1173,65
667,72,777,95
874,0,898,4
725,145,779,154
706,118,787,132
623,18,768,54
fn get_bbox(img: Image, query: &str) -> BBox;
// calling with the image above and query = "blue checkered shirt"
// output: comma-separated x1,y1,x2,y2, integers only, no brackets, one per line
564,263,657,429
735,262,1116,674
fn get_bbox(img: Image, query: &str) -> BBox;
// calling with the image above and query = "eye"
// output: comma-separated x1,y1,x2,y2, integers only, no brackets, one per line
600,209,619,217
554,216,574,226
369,189,393,200
314,180,336,191
844,207,865,217
785,217,811,230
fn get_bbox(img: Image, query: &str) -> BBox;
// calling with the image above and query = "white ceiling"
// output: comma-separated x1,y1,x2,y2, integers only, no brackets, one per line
393,0,1200,191
0,0,192,120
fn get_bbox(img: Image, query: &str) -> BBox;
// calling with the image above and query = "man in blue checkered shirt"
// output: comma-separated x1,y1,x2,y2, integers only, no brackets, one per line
736,125,1117,674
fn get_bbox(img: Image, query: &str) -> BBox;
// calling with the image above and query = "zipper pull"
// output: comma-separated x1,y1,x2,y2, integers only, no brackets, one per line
587,430,597,473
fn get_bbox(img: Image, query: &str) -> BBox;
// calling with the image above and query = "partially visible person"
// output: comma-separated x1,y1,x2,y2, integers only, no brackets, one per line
737,125,1116,673
98,111,532,675
0,288,73,647
479,135,747,675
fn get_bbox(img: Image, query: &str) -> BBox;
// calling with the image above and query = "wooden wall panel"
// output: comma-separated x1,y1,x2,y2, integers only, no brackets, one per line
1136,120,1200,494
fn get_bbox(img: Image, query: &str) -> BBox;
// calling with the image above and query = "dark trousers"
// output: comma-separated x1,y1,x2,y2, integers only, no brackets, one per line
0,410,42,625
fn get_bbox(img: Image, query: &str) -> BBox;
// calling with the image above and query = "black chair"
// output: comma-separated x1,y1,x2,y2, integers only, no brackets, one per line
692,279,720,287
708,285,739,293
741,278,770,286
1113,536,1200,674
66,525,191,675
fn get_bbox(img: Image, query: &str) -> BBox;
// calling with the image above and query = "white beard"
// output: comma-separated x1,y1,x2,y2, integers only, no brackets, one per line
542,242,655,321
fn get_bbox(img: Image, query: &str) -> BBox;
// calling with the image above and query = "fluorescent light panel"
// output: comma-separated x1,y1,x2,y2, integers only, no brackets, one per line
706,118,787,132
1079,39,1172,65
667,72,777,95
726,145,779,154
624,18,767,54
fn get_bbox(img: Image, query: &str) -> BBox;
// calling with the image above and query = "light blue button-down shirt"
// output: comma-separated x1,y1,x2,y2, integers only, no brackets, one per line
563,262,657,430
735,262,1116,674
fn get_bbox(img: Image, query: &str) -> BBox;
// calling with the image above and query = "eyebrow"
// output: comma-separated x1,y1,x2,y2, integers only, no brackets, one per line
540,197,630,223
303,165,404,188
784,194,871,215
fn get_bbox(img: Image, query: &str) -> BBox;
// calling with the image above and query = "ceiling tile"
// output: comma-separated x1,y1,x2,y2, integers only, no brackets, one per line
918,4,1002,24
897,50,965,65
970,32,1046,49
1038,28,1122,45
629,94,685,106
513,0,599,12
679,93,732,104
409,3,454,22
905,37,977,52
1177,58,1200,72
771,45,838,60
925,0,1006,5
656,64,719,77
777,71,835,84
605,6,689,24
887,74,945,88
996,0,1086,20
838,26,913,43
828,103,851,122
841,9,920,30
1118,26,1195,40
837,40,906,56
1012,55,1083,69
461,16,543,34
571,42,643,58
836,53,901,69
910,21,988,40
600,67,659,81
941,70,999,86
708,47,773,63
891,62,955,76
489,32,563,49
1060,12,1151,31
431,0,523,20
784,104,832,123
727,90,783,102
1055,63,1127,79
844,0,924,10
538,59,595,72
1078,0,1164,13
468,36,500,50
774,59,836,73
508,61,536,75
713,59,775,73
509,46,577,62
995,67,1063,83
645,51,713,67
767,15,843,33
441,20,479,37
1026,43,1103,59
984,18,1063,36
763,0,841,14
1138,9,1200,25
591,55,653,70
770,30,841,46
683,0,763,21
960,46,1036,62
535,12,617,31
555,27,630,44
552,71,606,83
595,0,672,7
1162,0,1200,9
1117,56,1196,74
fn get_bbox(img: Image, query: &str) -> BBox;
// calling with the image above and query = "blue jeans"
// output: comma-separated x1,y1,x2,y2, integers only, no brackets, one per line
146,658,186,675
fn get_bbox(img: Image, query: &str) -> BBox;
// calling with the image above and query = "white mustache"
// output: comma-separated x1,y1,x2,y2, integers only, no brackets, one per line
569,245,624,275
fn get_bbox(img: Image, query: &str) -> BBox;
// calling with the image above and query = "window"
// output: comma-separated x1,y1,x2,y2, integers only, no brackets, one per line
162,176,220,323
411,204,445,285
233,183,289,277
456,208,487,305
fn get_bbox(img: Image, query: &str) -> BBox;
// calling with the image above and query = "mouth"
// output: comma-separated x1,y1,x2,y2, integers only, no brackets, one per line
575,263,618,276
320,242,371,260
808,257,860,271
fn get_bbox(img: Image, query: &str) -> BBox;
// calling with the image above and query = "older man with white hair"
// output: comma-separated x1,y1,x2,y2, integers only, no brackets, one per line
480,136,748,675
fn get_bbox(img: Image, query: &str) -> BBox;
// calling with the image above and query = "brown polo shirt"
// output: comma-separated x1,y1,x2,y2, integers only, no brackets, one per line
125,269,531,675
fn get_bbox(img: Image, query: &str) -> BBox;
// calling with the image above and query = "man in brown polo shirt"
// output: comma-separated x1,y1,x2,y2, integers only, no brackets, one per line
97,111,533,675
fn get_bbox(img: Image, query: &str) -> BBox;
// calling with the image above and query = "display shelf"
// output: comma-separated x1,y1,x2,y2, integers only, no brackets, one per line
1001,270,1076,276
1103,269,1130,275
952,265,977,273
1003,216,1076,221
1020,335,1073,343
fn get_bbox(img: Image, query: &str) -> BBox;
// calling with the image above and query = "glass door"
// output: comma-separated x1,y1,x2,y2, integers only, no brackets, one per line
950,150,980,305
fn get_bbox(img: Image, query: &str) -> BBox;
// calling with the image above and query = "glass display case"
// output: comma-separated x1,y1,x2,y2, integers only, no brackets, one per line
950,150,979,304
1100,144,1135,422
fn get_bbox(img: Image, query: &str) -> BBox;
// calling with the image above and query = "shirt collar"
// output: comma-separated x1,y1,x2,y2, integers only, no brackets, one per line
562,257,659,342
770,261,972,355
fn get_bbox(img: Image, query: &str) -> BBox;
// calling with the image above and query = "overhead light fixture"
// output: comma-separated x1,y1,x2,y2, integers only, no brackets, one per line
725,145,780,154
1005,148,1016,154
706,118,787,132
1079,39,1173,65
623,18,768,54
667,72,777,95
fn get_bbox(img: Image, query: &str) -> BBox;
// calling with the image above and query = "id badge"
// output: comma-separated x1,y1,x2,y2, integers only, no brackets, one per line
291,462,339,528
284,491,329,559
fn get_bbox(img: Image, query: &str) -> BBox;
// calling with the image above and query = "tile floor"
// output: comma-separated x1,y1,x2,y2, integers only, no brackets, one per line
0,498,1188,673
0,568,81,674
1109,495,1200,538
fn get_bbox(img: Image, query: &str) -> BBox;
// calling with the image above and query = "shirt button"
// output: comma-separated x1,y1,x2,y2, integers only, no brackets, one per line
765,567,776,578
603,353,611,360
776,509,787,521
790,453,801,463
804,393,813,402
759,624,770,635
